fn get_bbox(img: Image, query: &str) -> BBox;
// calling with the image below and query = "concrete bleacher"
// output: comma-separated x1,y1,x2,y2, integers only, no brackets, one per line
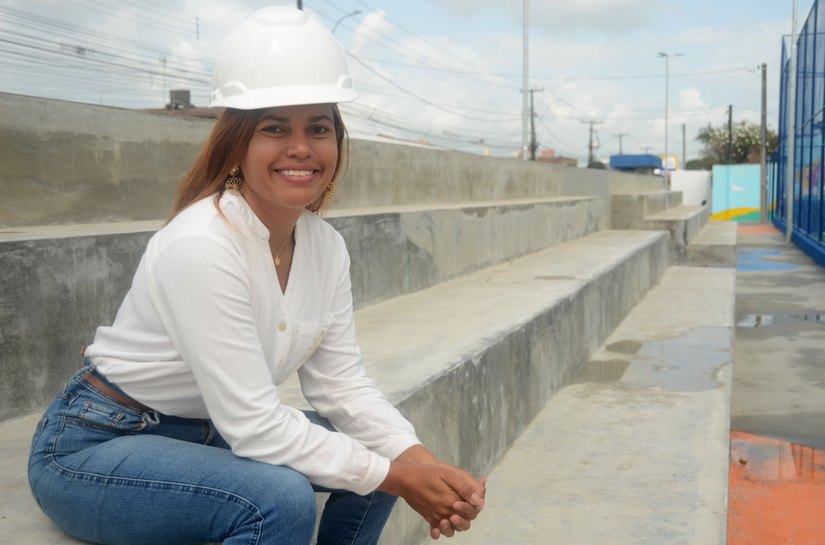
0,93,735,545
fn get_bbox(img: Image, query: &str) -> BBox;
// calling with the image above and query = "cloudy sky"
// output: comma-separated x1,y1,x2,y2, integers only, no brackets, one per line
0,0,811,165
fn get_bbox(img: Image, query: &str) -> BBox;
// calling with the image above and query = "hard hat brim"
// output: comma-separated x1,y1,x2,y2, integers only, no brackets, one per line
209,85,358,110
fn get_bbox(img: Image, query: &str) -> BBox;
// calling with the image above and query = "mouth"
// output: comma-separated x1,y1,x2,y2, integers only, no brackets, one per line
276,169,316,177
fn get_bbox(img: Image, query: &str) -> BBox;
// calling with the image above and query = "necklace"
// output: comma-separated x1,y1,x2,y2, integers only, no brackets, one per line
272,230,293,266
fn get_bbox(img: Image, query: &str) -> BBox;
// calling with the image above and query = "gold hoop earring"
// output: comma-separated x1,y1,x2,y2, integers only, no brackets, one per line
323,179,336,200
225,165,244,195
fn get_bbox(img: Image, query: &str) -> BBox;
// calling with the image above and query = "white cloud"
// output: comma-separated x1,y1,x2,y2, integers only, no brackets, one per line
439,0,662,32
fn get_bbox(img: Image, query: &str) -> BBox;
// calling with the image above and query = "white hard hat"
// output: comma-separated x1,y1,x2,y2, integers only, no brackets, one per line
209,7,358,110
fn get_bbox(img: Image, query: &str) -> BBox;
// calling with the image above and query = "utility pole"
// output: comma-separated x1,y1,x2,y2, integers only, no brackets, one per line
760,63,768,222
613,133,629,155
528,87,543,160
522,0,529,161
727,105,733,164
681,123,686,170
658,52,684,174
581,119,603,167
787,0,798,240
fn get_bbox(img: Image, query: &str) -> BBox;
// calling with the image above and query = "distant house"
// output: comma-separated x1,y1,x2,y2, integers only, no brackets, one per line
536,149,578,167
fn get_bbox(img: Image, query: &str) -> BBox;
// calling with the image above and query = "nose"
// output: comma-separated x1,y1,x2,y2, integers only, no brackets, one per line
286,132,312,159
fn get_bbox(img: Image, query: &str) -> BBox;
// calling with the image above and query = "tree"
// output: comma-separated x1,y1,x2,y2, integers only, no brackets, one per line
695,121,778,169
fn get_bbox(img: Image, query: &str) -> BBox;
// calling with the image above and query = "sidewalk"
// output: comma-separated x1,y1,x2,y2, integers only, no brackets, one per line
728,223,825,545
448,265,735,545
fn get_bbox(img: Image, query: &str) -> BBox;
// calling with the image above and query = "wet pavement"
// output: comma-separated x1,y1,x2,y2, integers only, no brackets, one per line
572,327,730,392
729,223,825,545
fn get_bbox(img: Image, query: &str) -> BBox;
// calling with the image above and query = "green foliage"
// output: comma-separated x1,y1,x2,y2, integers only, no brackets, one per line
695,121,778,167
685,158,708,171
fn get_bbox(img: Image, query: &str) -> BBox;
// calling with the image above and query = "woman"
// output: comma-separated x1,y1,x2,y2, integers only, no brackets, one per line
28,7,485,545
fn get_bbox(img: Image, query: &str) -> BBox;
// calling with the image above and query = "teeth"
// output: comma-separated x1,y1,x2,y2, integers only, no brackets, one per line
278,169,313,176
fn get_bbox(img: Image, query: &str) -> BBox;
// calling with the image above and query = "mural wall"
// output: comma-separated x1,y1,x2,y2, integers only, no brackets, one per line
711,164,761,222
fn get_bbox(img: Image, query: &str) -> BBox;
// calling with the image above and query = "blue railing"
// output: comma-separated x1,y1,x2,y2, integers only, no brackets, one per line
772,0,825,268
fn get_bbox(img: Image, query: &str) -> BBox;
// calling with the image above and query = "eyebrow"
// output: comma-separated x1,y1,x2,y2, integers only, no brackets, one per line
258,114,334,124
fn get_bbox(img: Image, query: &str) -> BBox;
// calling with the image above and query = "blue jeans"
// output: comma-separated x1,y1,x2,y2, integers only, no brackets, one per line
28,365,397,545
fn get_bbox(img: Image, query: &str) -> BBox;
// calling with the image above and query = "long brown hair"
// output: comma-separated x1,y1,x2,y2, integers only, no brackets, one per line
170,105,348,220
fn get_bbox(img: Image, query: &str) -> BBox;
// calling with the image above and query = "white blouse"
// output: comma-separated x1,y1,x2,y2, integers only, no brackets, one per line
85,192,420,495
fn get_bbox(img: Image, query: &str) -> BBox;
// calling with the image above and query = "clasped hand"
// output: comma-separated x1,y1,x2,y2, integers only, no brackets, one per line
380,446,486,539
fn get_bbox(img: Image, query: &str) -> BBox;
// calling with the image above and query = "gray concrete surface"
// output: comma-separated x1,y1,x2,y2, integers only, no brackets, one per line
0,92,662,228
611,190,682,230
732,227,825,451
0,198,604,420
687,220,738,268
645,204,711,262
448,266,735,545
0,93,213,227
329,197,604,308
1,229,670,545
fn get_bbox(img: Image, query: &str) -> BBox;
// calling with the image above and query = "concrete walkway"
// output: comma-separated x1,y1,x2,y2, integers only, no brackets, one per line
727,223,825,545
448,265,735,545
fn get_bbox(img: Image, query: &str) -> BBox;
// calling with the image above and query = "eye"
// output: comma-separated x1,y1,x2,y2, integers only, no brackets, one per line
309,124,333,136
261,124,286,135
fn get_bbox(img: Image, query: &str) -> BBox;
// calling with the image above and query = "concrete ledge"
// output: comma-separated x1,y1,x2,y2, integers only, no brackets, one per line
1,230,670,545
328,197,605,308
610,190,682,229
449,266,735,545
0,198,604,420
645,204,711,262
283,230,670,544
687,220,738,268
0,93,663,228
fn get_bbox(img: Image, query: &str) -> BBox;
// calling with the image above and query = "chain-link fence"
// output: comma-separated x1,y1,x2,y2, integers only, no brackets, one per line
772,0,825,266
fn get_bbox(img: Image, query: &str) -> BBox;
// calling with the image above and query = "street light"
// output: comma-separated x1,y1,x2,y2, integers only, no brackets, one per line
332,10,362,33
658,51,683,177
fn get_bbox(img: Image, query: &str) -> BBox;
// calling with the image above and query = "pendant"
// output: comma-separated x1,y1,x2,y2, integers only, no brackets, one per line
274,256,281,266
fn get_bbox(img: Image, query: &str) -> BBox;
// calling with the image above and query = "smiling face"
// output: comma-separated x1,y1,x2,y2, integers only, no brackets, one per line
239,103,339,222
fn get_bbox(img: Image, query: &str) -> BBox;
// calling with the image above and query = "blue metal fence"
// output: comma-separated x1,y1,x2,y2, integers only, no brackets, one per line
772,0,825,267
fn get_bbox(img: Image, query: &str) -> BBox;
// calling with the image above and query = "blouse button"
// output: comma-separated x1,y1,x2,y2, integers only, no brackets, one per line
278,322,287,332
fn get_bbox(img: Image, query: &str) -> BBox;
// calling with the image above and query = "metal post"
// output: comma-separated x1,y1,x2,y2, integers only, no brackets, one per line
682,123,686,169
528,87,543,160
786,0,798,241
581,119,603,167
658,52,684,179
760,63,768,223
664,56,669,163
728,105,733,164
613,133,629,155
297,0,303,9
522,0,529,161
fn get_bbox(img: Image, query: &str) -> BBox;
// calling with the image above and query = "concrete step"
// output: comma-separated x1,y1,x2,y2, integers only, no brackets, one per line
327,197,605,309
1,229,670,545
446,265,735,545
0,197,604,422
686,220,738,268
611,190,683,230
645,204,711,262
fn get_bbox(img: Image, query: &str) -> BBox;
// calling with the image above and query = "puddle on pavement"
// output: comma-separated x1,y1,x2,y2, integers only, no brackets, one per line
736,248,801,272
730,431,825,483
737,314,825,327
728,431,825,545
571,327,730,392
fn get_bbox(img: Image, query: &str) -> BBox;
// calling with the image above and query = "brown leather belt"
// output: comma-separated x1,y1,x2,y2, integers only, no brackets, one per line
81,370,152,412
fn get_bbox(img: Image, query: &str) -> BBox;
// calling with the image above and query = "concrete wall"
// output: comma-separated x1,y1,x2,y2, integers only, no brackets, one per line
0,92,663,420
0,92,662,228
0,93,213,227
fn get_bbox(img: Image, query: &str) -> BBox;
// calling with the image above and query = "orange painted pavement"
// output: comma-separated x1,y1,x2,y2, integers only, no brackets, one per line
728,431,825,545
736,223,783,236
